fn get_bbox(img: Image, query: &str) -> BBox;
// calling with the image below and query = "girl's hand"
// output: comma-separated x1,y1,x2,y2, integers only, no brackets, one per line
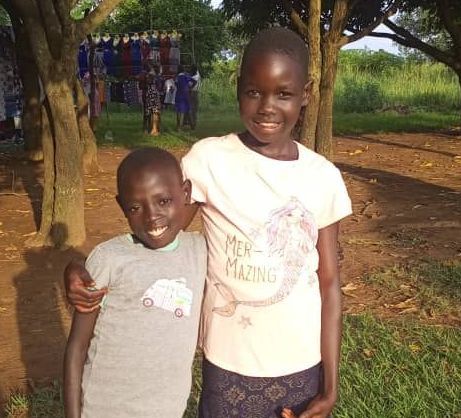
283,394,335,418
64,260,106,313
281,407,297,417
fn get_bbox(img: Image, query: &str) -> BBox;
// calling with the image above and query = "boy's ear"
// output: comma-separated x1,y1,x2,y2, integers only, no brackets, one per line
302,80,313,106
182,179,192,204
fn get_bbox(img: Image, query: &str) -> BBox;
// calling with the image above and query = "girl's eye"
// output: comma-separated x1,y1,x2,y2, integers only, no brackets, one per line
159,198,172,206
246,90,260,98
129,205,141,213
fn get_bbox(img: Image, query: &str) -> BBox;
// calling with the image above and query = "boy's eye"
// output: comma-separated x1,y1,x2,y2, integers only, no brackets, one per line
129,205,141,213
159,198,172,206
278,91,292,99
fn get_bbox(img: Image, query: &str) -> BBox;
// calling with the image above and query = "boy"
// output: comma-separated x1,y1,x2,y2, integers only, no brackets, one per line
64,148,206,418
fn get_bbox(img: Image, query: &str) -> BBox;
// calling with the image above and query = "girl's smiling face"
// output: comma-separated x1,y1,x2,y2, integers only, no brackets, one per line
238,52,309,156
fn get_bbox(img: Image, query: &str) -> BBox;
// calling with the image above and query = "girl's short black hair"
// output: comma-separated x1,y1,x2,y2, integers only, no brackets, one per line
241,27,309,79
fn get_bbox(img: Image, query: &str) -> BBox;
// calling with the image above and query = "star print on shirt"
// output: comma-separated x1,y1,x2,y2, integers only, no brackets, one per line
238,316,253,329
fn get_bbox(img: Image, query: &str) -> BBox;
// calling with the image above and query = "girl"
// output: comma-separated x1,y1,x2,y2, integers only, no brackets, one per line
65,27,352,418
138,64,163,136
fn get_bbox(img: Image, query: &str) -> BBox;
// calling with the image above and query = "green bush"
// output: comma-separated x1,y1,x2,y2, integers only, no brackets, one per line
336,76,384,113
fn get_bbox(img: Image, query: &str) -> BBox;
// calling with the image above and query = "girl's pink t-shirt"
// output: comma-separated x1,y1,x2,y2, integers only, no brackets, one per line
182,134,352,377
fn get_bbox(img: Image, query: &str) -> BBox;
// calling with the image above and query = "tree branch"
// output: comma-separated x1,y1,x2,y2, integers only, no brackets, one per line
327,0,349,44
369,26,456,68
75,0,123,42
436,0,461,52
342,0,401,46
36,0,63,58
281,0,308,37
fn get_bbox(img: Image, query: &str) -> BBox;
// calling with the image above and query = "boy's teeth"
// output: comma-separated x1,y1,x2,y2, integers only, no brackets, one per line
148,226,168,237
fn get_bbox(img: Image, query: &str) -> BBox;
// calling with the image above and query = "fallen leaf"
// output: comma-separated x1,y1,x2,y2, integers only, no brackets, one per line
398,307,419,314
412,204,423,209
341,282,359,297
362,348,375,358
420,162,433,168
409,343,422,353
394,297,416,309
85,188,101,192
22,232,36,237
349,149,364,156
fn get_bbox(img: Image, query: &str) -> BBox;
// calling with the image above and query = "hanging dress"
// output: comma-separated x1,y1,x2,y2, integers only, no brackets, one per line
121,38,132,78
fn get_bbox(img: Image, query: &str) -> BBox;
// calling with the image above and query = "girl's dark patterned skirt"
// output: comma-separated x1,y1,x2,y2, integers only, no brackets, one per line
199,358,322,418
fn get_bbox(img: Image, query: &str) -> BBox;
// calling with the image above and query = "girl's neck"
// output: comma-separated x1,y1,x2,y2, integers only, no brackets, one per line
238,131,298,161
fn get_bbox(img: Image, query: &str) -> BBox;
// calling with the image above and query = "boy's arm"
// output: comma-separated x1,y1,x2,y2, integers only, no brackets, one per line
64,310,99,418
298,222,342,418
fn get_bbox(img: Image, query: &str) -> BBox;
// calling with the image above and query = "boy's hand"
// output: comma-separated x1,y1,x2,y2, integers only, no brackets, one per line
64,260,106,313
281,408,297,418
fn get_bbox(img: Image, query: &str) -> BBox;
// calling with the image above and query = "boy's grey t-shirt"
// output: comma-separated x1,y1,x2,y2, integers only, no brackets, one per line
80,231,207,418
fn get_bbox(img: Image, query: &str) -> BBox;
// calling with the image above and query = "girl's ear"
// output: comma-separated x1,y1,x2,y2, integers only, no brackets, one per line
302,80,313,106
182,179,192,204
236,76,241,101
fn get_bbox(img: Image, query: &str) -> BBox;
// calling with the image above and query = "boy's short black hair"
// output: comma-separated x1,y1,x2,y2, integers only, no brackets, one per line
117,147,182,195
241,27,309,79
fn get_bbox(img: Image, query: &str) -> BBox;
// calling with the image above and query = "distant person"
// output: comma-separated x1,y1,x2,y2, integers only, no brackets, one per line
174,65,195,130
65,27,351,418
189,65,201,130
63,148,206,418
163,76,176,109
138,64,164,136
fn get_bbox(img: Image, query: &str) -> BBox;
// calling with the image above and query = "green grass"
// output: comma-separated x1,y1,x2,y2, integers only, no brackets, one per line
96,105,460,150
337,315,461,418
4,316,460,418
365,261,461,318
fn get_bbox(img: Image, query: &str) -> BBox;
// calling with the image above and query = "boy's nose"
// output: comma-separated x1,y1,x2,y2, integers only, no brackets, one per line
145,203,162,221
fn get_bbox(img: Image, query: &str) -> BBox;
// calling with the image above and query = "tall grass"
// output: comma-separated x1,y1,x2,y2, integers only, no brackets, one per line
201,51,461,114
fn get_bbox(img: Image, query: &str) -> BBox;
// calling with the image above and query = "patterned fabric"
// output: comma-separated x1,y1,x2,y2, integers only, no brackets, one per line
199,358,322,418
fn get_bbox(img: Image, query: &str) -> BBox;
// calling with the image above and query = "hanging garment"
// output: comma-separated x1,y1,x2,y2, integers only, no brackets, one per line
112,39,122,78
149,34,160,64
123,80,139,106
131,38,142,75
169,35,180,66
121,38,132,78
159,35,171,65
101,37,114,76
140,38,151,66
78,41,89,78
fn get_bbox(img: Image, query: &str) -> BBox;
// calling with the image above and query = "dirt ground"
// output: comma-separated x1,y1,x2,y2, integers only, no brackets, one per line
0,132,460,402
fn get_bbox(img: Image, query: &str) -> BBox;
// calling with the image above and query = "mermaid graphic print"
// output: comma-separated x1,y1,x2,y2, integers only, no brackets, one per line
213,197,318,317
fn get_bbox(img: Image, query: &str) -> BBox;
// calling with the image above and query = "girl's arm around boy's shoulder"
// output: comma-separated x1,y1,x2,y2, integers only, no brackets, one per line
64,309,99,418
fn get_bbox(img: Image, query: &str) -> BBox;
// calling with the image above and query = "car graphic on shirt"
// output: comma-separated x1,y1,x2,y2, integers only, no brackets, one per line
141,278,193,318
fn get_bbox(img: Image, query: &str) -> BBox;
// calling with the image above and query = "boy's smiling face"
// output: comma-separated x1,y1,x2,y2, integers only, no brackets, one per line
238,52,309,150
117,164,191,250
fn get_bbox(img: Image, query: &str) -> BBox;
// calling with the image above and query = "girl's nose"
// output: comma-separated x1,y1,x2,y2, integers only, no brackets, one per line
258,95,275,114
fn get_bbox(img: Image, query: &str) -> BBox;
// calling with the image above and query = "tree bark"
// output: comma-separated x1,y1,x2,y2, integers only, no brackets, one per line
75,78,99,174
27,100,54,246
9,9,43,161
315,41,341,158
301,0,322,150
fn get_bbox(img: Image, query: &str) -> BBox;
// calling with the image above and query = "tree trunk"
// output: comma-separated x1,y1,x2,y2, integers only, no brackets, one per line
75,78,99,173
300,0,321,150
46,81,86,247
315,40,341,158
27,100,54,246
11,13,43,161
